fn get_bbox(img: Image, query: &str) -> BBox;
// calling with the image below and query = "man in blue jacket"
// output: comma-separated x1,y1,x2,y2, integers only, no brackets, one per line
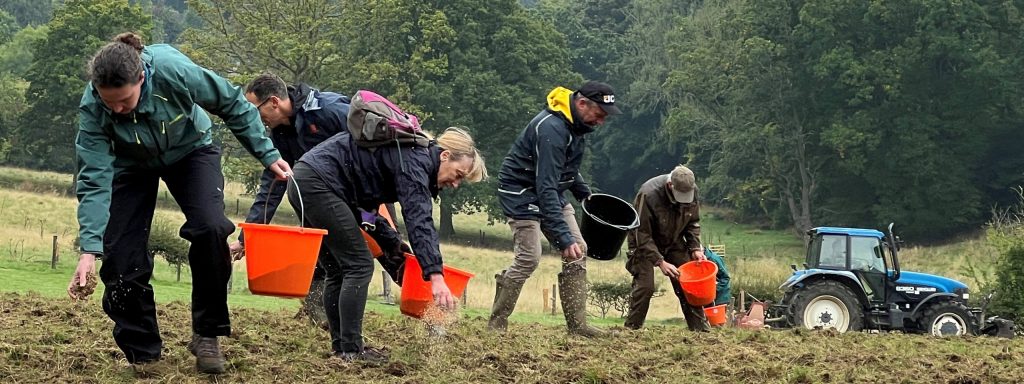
489,81,621,337
230,74,407,328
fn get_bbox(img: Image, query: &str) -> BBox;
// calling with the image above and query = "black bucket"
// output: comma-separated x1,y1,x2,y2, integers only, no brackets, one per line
580,193,640,260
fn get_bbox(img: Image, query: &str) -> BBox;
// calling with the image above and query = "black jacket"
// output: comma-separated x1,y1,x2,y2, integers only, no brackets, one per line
497,87,593,250
299,132,444,280
242,85,350,229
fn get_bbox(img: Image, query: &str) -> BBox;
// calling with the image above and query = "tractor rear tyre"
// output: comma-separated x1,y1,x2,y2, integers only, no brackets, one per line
790,280,864,333
918,301,977,337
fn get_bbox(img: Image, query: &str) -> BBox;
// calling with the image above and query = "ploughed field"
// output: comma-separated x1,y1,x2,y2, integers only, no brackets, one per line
1,292,1022,383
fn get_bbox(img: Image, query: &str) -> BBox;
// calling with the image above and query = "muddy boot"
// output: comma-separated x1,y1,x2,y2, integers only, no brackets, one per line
188,334,226,374
558,266,609,338
488,270,524,332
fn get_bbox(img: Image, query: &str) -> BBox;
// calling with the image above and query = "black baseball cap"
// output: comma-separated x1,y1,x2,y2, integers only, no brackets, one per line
578,81,622,115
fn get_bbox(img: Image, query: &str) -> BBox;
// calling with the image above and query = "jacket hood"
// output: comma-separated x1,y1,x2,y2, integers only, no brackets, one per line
545,87,594,134
289,83,316,111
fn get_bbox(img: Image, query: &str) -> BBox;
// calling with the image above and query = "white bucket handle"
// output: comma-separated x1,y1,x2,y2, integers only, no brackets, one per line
582,193,640,230
264,176,306,228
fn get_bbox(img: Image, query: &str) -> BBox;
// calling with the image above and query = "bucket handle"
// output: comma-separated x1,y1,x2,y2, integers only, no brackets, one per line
264,176,307,229
584,205,641,231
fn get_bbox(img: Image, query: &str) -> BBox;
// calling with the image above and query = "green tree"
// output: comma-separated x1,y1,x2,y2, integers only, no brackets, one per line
661,0,830,233
0,74,28,160
0,0,55,27
7,0,152,171
328,0,575,235
0,9,19,44
0,24,48,77
177,0,343,84
587,0,703,198
797,0,1024,239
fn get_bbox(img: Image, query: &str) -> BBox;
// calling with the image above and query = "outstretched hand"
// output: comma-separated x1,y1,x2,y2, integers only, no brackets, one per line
657,260,680,279
67,253,97,300
430,273,455,310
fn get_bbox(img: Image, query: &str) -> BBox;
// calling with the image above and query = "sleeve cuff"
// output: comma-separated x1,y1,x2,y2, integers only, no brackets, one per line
259,150,282,168
420,264,443,281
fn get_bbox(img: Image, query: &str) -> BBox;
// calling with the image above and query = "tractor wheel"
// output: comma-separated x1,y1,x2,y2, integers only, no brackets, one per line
790,280,864,333
918,301,977,337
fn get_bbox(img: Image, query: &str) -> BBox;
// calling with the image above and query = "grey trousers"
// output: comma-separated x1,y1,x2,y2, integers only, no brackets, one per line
503,204,587,283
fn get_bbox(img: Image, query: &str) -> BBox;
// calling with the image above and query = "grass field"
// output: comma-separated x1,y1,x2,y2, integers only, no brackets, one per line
2,291,1022,383
0,164,1002,317
3,166,1021,383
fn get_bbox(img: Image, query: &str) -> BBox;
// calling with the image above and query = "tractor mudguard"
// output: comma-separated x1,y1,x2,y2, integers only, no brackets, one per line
781,270,870,305
779,270,873,324
908,293,961,319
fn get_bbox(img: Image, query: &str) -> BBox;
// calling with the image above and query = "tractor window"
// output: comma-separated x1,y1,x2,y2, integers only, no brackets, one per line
818,235,847,269
850,237,885,273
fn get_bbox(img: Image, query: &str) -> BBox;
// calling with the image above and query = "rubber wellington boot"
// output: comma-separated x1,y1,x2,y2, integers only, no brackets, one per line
488,270,524,331
558,266,609,338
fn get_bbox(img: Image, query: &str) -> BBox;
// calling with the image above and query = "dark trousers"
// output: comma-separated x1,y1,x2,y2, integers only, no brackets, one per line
288,163,373,353
624,256,709,331
99,145,234,363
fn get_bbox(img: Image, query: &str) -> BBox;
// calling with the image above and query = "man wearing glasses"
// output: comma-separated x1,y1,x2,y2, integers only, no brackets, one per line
230,72,351,326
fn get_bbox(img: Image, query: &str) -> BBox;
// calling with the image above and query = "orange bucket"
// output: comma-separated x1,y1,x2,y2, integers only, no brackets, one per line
677,260,718,306
239,223,327,298
704,304,728,326
399,253,475,318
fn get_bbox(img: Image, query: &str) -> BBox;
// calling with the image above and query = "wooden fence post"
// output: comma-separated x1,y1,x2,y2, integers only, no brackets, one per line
50,235,58,269
551,284,558,315
381,271,394,304
462,285,468,307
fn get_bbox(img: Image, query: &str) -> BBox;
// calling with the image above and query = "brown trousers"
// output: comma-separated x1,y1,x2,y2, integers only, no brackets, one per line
503,204,587,284
624,252,709,331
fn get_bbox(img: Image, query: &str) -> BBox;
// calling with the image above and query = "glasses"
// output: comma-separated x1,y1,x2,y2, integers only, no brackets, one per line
255,97,273,127
255,96,273,109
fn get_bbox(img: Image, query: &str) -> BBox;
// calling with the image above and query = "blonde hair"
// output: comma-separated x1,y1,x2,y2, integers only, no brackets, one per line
436,127,487,183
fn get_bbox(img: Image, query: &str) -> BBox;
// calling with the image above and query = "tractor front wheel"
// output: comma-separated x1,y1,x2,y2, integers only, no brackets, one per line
790,280,864,333
918,301,977,337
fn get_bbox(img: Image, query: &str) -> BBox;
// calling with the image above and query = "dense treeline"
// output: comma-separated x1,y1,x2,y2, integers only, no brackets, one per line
0,0,1021,241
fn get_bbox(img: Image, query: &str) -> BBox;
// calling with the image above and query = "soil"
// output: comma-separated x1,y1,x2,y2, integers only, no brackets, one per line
2,291,1023,383
69,272,98,300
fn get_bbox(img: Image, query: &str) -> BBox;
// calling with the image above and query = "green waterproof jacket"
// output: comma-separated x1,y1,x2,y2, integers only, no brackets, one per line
75,44,280,255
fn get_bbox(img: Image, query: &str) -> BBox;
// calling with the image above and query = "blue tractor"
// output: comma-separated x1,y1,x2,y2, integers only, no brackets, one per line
770,224,1013,336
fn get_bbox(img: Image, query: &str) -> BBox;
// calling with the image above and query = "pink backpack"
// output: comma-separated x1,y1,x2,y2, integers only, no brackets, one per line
347,90,430,148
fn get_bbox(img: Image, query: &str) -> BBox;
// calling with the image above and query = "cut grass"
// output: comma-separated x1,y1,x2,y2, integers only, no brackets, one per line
2,291,1022,383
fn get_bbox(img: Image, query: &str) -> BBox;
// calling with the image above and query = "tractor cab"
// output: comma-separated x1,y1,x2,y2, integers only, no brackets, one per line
775,223,987,336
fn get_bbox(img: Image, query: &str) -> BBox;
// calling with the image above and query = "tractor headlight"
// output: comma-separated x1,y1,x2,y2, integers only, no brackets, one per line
955,287,970,301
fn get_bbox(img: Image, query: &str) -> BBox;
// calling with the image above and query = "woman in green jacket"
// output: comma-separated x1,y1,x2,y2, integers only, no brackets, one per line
66,32,290,374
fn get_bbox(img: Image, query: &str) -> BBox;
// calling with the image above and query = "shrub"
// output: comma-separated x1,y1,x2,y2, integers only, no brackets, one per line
148,220,189,282
589,280,663,318
987,187,1024,323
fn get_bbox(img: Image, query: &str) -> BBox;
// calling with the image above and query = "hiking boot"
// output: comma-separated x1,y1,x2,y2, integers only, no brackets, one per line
558,266,610,338
488,270,525,332
188,334,226,374
330,346,389,365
